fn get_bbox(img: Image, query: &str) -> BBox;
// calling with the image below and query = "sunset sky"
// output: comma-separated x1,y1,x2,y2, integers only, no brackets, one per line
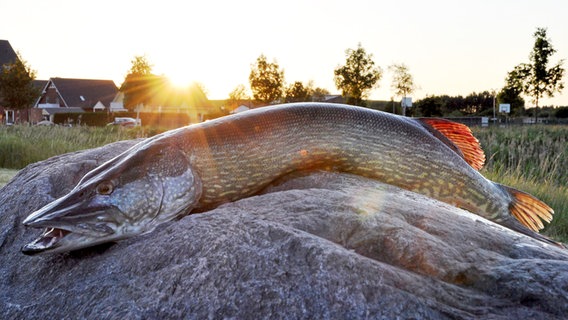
1,0,567,106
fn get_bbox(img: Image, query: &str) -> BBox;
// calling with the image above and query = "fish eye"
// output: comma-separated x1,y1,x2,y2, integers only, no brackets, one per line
96,181,114,195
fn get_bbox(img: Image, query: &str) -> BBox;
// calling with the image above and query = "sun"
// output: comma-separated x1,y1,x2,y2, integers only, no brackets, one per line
166,72,195,89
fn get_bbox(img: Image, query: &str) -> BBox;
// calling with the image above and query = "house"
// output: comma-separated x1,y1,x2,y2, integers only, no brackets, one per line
34,77,119,122
0,40,51,123
36,77,118,111
0,40,19,123
230,105,250,114
323,94,346,104
0,40,18,66
1,80,47,124
124,81,217,124
109,92,127,112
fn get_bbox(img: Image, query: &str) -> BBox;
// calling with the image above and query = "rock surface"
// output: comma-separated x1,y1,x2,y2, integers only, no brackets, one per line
1,139,568,319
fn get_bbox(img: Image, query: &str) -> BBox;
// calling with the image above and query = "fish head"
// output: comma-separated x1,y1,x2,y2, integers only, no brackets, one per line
21,139,202,255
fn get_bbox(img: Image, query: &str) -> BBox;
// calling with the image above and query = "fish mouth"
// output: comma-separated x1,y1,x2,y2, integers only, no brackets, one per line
22,204,123,255
22,223,121,255
21,227,72,255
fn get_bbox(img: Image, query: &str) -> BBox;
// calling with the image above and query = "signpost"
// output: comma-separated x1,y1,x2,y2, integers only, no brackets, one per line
401,97,412,116
499,103,510,126
499,104,510,113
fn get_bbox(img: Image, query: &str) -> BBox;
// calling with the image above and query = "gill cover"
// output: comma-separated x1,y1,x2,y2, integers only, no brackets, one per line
22,138,202,254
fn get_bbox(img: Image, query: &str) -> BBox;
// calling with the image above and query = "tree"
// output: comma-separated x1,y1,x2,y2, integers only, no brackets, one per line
229,84,249,101
555,106,568,118
0,52,39,111
226,84,250,110
334,43,382,106
128,55,153,75
506,28,564,119
497,83,525,116
463,91,493,115
305,81,330,102
285,81,311,102
389,63,416,115
120,55,161,111
249,55,285,104
415,96,444,117
414,92,500,117
158,81,210,109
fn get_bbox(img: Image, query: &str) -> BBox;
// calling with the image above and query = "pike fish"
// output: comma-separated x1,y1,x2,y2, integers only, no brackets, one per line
21,103,561,254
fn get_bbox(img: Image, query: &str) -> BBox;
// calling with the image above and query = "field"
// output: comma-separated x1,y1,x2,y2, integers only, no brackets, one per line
0,125,154,170
1,124,567,242
473,125,568,241
0,168,19,187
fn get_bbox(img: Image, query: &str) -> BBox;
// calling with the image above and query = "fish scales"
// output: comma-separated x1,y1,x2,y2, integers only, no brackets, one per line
166,104,499,215
21,102,561,255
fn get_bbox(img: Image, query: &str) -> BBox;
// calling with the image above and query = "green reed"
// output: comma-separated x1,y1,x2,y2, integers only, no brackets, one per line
473,125,567,186
473,125,568,242
0,125,143,169
0,168,18,187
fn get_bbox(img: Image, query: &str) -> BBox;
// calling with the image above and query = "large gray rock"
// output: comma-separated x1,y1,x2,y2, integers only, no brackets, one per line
1,140,567,319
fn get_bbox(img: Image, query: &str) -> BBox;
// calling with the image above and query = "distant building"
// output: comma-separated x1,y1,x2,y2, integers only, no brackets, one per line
0,39,18,66
34,77,119,122
35,77,118,110
230,105,250,114
110,92,127,112
1,38,216,126
0,40,51,123
323,95,346,104
0,40,20,123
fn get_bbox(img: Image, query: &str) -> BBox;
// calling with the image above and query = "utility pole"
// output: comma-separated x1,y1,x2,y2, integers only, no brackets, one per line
492,89,496,124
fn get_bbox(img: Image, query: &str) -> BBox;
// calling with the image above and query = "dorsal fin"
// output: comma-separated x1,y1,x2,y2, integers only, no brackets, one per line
418,118,486,170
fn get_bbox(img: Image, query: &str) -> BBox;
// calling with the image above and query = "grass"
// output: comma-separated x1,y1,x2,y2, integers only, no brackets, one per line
0,125,146,169
473,125,568,242
1,123,567,242
0,168,19,188
473,125,567,186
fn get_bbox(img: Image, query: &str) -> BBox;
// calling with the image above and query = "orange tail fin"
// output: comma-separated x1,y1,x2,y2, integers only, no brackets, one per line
500,184,554,232
498,184,565,248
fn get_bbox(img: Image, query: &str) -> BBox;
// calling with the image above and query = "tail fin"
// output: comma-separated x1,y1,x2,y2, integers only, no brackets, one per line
501,184,554,232
500,215,565,248
499,184,564,248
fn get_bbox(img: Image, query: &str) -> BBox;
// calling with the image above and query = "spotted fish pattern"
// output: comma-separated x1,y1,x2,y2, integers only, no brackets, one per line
21,103,561,254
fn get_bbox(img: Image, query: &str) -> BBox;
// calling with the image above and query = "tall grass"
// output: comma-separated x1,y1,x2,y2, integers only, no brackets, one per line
473,125,568,242
0,125,144,169
0,168,18,187
473,125,567,186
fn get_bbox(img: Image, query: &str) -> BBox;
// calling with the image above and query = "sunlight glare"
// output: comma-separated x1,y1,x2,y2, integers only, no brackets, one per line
167,72,194,89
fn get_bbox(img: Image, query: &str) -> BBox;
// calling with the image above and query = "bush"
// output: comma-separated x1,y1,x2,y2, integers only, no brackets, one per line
52,112,191,128
555,107,568,118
